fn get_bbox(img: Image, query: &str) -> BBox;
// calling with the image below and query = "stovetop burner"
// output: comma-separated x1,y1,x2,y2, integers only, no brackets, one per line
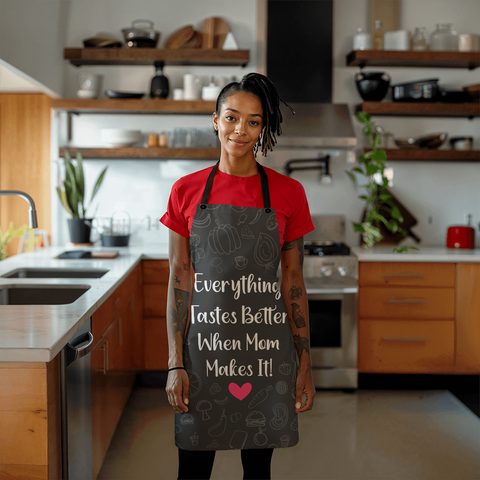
304,242,351,256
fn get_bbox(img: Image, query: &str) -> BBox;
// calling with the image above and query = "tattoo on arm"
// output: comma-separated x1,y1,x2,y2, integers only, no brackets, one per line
291,303,306,328
293,334,310,358
174,275,180,284
281,237,304,268
289,285,302,300
169,288,190,334
183,262,188,271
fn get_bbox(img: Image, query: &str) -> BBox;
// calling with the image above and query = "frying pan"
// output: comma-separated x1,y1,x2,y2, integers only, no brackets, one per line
360,189,421,246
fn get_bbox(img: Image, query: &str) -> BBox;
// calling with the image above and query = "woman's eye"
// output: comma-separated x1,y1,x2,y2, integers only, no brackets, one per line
225,115,235,121
250,121,260,127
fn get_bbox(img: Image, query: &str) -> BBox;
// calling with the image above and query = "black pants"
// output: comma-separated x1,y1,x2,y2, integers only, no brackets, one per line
178,448,274,480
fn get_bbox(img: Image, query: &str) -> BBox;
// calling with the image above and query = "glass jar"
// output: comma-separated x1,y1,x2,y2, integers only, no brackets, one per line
411,27,429,51
430,23,458,51
353,28,372,50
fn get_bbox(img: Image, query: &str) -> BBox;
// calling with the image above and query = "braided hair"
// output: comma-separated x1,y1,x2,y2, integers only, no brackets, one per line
214,73,294,157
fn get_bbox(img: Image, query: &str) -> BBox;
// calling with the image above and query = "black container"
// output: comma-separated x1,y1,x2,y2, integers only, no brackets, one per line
67,218,93,244
355,71,391,101
100,234,130,247
150,61,169,99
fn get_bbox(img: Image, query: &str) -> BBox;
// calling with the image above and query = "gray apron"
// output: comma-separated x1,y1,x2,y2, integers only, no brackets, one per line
175,161,299,451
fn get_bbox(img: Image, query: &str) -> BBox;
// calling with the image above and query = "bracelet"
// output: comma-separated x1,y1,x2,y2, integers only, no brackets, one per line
168,366,186,373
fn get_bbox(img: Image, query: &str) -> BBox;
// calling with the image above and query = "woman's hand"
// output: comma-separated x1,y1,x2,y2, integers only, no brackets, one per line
295,366,315,413
166,369,190,413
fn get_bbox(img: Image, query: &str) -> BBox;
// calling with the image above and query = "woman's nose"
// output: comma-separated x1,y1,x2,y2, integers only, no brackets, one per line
234,121,246,135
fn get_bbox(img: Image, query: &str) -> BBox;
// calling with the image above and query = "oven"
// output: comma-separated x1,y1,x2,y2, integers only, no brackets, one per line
302,215,359,389
306,281,358,389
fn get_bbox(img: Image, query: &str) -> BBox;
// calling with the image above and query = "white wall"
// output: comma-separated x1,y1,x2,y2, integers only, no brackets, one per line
2,0,479,247
0,0,68,95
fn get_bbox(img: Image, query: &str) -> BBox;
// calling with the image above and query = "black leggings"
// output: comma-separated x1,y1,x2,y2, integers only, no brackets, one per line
178,448,274,480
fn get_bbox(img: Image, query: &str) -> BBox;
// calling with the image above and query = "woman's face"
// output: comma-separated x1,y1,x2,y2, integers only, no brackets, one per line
213,91,263,158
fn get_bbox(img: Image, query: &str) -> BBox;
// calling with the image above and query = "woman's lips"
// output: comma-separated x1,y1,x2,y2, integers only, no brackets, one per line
229,138,248,146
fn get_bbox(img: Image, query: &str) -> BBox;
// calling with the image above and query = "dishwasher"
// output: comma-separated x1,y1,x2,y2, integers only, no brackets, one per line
60,318,94,479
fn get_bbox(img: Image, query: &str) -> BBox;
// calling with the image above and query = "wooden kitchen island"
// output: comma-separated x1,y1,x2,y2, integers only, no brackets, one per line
0,247,170,480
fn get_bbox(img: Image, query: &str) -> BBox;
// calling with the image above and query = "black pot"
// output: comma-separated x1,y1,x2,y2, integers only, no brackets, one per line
68,218,93,244
355,71,391,101
100,234,130,247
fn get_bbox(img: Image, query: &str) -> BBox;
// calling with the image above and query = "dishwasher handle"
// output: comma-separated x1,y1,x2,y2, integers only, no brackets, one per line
66,331,94,367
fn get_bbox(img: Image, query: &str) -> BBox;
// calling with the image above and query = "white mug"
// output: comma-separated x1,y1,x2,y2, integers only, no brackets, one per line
173,88,184,100
183,74,201,100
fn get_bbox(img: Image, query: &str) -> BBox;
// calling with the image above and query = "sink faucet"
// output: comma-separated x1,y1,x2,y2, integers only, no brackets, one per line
0,190,38,228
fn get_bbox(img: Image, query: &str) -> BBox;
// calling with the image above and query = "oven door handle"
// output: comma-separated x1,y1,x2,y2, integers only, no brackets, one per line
383,337,429,342
387,298,427,304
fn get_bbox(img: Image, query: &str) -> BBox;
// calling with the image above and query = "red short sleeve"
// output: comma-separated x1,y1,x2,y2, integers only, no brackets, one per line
160,182,190,238
284,182,315,242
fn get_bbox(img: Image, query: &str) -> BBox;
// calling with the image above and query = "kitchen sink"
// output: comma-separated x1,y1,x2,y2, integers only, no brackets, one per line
1,268,109,279
0,285,90,305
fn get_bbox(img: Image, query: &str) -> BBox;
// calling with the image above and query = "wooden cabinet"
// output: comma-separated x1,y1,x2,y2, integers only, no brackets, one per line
0,94,52,257
0,356,61,480
90,264,142,479
358,262,480,374
142,260,170,370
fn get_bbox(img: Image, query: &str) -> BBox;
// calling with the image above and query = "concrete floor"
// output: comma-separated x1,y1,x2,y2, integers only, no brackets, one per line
98,386,480,480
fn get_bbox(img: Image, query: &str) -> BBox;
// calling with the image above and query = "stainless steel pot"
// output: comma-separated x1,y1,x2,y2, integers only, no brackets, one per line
122,20,160,48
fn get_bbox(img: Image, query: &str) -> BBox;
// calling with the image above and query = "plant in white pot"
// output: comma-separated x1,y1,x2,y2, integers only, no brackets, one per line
56,151,108,244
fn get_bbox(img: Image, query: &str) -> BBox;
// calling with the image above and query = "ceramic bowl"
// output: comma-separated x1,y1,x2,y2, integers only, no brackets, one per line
100,129,142,147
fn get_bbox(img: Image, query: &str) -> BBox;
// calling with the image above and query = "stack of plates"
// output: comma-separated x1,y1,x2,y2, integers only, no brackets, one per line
100,129,142,147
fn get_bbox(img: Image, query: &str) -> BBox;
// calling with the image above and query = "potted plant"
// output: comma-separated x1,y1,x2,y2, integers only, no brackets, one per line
347,111,419,253
0,223,28,260
56,151,107,244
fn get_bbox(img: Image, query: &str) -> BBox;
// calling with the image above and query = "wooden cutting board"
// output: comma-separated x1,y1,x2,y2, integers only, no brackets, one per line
91,251,119,259
202,17,230,49
165,25,195,49
181,30,203,48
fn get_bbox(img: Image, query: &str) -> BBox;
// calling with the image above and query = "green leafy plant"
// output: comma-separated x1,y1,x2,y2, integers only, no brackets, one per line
56,151,107,218
0,223,28,260
347,111,419,253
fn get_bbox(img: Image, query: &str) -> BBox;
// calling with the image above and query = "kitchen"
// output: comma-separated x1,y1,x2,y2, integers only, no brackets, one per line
0,0,479,479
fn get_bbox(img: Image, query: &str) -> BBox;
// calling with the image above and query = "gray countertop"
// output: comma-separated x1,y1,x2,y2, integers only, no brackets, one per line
0,244,168,362
1,243,479,363
352,246,480,262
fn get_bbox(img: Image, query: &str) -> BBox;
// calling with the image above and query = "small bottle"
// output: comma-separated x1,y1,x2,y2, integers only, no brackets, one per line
150,61,169,99
373,20,384,50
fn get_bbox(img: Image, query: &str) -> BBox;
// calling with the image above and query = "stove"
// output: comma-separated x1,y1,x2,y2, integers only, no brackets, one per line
301,215,358,389
304,241,351,257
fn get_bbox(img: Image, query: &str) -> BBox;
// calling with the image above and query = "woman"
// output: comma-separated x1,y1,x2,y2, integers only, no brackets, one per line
160,73,315,480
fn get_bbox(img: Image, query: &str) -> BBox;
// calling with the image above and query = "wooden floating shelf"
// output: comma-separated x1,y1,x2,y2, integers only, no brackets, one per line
59,147,220,160
364,148,480,162
347,50,480,69
52,98,216,114
359,102,480,117
64,48,249,67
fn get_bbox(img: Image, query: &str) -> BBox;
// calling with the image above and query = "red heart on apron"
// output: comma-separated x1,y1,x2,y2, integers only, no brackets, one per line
228,382,252,401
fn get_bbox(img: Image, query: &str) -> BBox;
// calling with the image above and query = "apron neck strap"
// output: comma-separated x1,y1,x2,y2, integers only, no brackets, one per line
201,161,271,209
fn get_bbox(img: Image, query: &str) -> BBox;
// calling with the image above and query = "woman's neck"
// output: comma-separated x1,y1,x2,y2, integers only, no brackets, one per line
218,155,258,177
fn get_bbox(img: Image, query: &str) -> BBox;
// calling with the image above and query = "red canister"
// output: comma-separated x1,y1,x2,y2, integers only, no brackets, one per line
446,226,475,249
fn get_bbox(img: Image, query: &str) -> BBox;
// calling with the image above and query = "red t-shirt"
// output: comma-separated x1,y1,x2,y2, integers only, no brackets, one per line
160,165,314,248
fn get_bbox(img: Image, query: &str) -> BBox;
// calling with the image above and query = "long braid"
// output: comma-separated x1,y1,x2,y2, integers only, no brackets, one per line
215,73,294,157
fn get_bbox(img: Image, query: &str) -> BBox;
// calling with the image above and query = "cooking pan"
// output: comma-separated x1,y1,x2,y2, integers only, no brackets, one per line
360,189,421,246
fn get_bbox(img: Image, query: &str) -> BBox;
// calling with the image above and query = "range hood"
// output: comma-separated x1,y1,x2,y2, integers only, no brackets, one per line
276,103,357,149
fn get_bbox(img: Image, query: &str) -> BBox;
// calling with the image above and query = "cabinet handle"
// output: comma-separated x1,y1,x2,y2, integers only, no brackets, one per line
100,340,108,374
387,298,427,304
383,274,425,278
119,317,123,346
383,337,429,342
